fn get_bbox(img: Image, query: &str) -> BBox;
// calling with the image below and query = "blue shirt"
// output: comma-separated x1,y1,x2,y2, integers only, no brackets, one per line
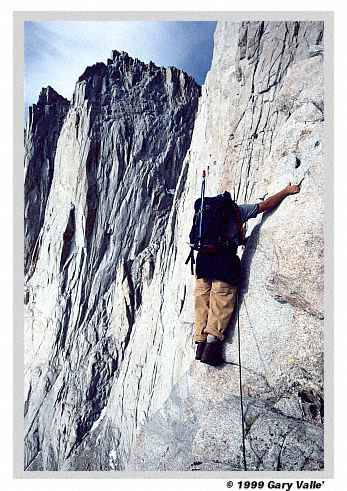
239,203,259,222
225,203,259,246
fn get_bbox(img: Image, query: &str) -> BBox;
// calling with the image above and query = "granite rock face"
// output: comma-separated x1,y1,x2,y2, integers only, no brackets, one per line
128,366,323,471
127,21,324,472
24,21,324,472
24,86,69,275
24,50,200,470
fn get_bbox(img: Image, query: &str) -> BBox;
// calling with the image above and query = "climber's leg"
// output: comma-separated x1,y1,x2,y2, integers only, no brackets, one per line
205,279,237,341
194,277,212,343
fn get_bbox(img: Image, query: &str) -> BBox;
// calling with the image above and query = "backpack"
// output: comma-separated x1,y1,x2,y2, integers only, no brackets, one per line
185,191,244,274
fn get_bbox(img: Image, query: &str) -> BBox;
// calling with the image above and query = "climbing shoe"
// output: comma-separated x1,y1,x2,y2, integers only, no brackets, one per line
200,339,224,366
195,341,207,360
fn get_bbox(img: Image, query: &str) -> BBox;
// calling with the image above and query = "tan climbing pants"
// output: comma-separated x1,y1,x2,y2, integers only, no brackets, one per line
194,277,238,342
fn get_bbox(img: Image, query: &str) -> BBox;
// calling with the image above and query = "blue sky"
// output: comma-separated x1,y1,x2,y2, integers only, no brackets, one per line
24,21,216,110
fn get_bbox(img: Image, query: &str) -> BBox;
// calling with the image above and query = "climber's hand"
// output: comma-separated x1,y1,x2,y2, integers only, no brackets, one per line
285,182,301,195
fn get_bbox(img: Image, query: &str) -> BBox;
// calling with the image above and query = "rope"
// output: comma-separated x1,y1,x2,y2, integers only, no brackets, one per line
236,290,247,471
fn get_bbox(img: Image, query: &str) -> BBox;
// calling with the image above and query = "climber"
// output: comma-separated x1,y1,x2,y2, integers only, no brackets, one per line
192,182,301,366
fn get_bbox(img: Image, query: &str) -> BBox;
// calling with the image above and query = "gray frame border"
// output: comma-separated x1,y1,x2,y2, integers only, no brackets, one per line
14,10,334,480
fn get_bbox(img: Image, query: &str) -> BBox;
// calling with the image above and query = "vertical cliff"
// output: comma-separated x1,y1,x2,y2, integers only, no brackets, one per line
24,86,69,275
24,50,200,470
125,21,324,471
24,21,324,472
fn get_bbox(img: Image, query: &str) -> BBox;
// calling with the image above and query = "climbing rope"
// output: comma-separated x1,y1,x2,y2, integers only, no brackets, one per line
236,290,247,471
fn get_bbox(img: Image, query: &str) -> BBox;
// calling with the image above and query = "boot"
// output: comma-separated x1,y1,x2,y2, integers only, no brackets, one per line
200,339,224,366
195,341,207,360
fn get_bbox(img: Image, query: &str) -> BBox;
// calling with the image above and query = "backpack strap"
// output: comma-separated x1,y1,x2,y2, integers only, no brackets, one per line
232,202,246,246
185,248,195,275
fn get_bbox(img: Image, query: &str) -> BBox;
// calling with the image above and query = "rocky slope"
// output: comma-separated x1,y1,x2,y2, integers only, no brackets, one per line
24,21,324,472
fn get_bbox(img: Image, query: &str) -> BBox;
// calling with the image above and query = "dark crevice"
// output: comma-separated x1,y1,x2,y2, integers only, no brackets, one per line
58,296,72,350
316,28,324,45
60,206,76,272
179,284,187,315
85,140,101,242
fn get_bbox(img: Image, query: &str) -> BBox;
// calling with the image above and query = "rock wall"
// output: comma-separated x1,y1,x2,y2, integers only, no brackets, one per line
127,20,324,471
24,86,69,275
24,21,324,472
24,50,200,470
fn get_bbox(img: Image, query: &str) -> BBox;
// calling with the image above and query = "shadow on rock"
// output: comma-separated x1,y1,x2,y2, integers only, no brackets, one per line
224,208,276,345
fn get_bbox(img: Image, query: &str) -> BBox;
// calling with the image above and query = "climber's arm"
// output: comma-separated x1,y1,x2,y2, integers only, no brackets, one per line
258,183,300,214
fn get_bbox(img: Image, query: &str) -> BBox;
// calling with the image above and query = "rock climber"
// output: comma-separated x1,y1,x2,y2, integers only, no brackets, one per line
194,182,301,366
